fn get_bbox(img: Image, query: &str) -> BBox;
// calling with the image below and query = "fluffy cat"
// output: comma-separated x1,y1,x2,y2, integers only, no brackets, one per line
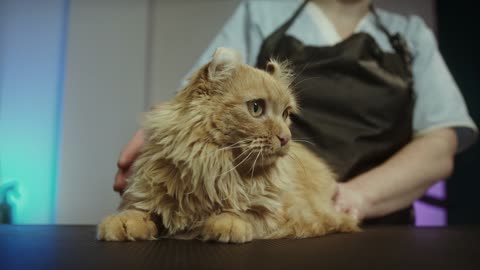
97,48,359,243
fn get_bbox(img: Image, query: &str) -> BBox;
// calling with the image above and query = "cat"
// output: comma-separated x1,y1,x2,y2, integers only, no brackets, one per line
97,47,359,243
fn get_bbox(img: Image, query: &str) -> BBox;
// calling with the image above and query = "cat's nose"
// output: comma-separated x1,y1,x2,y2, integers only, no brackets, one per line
277,135,290,146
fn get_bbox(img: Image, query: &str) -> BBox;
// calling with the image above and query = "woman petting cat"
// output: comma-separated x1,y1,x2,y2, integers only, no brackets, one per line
112,0,477,231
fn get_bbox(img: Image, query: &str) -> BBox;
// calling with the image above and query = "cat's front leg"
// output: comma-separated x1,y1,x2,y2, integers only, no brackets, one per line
97,209,157,241
201,212,254,243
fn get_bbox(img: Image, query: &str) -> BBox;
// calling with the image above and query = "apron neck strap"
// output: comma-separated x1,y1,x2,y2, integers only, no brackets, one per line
369,4,393,40
370,5,413,67
279,1,413,67
276,0,310,37
255,0,310,69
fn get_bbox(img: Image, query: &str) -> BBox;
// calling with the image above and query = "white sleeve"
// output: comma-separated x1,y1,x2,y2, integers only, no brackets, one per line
178,0,263,89
407,16,478,152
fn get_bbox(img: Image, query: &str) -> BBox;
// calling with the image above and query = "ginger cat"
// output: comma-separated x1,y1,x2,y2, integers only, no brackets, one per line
97,48,359,243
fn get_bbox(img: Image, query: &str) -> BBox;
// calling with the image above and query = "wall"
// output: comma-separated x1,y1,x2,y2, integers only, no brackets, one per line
148,0,240,104
56,0,148,224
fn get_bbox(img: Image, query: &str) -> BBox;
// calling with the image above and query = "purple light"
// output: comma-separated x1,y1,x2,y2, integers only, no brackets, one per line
414,181,447,226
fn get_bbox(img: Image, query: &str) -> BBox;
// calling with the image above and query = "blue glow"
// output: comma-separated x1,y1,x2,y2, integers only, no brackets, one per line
52,0,70,223
0,0,69,224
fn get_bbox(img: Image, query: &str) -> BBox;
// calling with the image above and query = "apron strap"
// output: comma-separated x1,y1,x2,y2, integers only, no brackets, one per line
256,0,310,68
370,4,414,86
276,0,310,36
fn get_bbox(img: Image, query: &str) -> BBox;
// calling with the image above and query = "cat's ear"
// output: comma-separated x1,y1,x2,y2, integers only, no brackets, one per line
208,47,243,81
266,59,293,86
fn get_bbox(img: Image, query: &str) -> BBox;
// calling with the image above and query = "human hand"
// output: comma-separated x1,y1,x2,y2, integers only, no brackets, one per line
113,129,144,194
332,183,367,221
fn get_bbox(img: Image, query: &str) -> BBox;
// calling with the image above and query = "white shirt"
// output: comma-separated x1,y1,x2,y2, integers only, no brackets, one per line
184,0,477,152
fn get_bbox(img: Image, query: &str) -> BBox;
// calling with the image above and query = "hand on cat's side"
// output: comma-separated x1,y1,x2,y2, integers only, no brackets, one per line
114,129,144,194
333,183,366,221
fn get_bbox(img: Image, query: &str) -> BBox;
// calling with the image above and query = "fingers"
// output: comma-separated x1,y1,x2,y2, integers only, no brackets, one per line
335,201,359,221
113,170,127,195
332,183,344,211
349,208,359,221
332,183,340,200
334,200,344,214
332,184,362,221
117,130,144,169
114,129,144,194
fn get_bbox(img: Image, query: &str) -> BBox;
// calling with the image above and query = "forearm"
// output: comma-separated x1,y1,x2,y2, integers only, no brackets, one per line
346,128,457,220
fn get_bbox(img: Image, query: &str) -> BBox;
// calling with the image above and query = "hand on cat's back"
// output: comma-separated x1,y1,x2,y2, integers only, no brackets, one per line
113,129,144,194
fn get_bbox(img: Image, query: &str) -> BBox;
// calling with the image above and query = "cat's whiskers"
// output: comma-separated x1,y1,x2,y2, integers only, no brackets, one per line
217,139,257,178
224,150,255,176
217,138,252,152
217,144,244,152
293,136,323,140
230,149,248,162
291,76,327,94
249,149,263,181
289,49,329,89
228,140,256,163
260,147,265,164
259,148,276,184
288,152,307,178
259,149,266,172
291,139,315,146
288,62,310,89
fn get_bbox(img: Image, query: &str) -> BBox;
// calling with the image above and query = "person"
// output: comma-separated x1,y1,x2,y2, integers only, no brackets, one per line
114,0,477,224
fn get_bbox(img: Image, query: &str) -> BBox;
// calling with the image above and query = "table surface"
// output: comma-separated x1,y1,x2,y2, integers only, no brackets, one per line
0,225,479,270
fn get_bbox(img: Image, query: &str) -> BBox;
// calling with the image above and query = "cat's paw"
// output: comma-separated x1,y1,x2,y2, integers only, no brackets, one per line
201,213,254,243
97,210,157,241
338,214,361,233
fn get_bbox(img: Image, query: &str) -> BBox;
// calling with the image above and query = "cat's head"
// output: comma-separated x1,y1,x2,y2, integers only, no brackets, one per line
180,48,298,172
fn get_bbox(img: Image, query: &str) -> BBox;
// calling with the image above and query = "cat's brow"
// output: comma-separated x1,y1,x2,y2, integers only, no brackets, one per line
243,92,267,102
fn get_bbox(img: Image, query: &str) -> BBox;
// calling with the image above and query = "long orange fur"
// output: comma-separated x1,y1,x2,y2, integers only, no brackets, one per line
97,48,359,243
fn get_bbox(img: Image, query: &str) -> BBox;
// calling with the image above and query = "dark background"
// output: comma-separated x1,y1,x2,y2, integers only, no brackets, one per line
437,1,480,224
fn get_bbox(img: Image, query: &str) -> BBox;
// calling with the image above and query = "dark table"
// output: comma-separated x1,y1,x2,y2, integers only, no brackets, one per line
0,225,479,270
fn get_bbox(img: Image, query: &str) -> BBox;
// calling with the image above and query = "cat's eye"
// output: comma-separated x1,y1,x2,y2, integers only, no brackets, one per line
283,108,291,120
247,99,266,117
